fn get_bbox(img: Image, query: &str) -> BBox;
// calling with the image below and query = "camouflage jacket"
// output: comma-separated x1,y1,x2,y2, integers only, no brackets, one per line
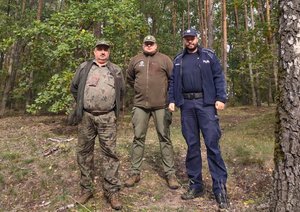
70,60,125,123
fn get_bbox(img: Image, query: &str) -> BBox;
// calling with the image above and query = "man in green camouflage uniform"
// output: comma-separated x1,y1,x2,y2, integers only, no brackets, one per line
70,39,124,210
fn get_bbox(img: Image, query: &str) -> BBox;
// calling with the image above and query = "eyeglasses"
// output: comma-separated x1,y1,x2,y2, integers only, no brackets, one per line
144,42,155,46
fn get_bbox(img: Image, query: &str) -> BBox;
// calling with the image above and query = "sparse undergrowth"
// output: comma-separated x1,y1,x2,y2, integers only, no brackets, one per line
0,106,275,211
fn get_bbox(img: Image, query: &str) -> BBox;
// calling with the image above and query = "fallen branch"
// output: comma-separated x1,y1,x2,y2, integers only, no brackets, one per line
56,203,75,212
67,195,92,212
39,201,51,207
47,137,74,143
43,146,59,157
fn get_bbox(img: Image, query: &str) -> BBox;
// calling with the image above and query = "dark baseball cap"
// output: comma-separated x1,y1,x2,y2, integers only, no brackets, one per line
95,39,111,48
182,29,198,37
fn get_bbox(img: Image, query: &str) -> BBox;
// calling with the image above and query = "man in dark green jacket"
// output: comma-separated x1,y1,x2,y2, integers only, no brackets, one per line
124,35,180,190
70,39,124,210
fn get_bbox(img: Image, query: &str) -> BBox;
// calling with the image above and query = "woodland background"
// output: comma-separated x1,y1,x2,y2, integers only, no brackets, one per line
0,0,278,115
2,0,299,211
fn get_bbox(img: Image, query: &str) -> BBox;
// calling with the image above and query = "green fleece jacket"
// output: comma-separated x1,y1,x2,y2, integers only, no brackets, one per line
127,51,173,109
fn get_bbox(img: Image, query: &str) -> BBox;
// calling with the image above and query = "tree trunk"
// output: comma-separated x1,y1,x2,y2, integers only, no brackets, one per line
22,0,26,15
255,71,262,106
198,0,207,47
270,0,300,211
221,0,227,79
0,44,18,116
207,0,214,49
233,1,239,29
26,0,44,108
93,22,102,38
37,0,43,20
0,0,24,115
250,0,261,106
172,0,177,53
187,0,190,29
257,0,265,24
266,0,273,105
263,0,276,105
273,36,279,92
244,1,257,106
203,0,208,47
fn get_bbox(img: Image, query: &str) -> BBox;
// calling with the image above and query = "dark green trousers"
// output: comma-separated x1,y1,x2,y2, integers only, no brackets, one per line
77,111,121,195
129,107,176,176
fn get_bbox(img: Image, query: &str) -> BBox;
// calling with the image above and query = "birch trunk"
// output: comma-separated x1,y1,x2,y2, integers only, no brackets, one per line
271,0,300,210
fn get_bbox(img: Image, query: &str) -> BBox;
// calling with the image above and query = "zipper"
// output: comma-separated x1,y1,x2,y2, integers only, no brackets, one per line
146,56,150,107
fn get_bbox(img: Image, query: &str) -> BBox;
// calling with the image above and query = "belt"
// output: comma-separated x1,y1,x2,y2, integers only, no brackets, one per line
84,109,112,116
183,92,203,100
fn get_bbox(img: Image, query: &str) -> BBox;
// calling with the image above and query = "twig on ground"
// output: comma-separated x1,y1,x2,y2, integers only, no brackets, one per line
39,201,51,207
67,195,92,212
43,146,59,157
47,137,74,143
56,203,75,212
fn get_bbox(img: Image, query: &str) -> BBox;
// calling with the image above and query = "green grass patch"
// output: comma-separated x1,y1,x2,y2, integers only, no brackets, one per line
22,158,35,164
222,111,275,166
1,151,21,161
0,106,276,211
0,173,4,187
11,166,31,182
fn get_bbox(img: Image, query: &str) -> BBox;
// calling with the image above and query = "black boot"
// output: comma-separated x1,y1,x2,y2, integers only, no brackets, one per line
215,192,229,209
181,187,205,200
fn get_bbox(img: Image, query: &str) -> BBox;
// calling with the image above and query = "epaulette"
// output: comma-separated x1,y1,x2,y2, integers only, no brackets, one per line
202,48,215,59
173,52,183,61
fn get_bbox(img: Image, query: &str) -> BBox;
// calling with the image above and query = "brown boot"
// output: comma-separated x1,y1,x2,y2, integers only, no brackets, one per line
76,191,93,204
107,192,122,210
124,174,140,187
167,174,180,189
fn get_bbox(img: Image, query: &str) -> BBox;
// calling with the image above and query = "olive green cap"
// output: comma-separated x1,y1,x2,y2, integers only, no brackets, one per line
95,39,111,48
143,35,156,43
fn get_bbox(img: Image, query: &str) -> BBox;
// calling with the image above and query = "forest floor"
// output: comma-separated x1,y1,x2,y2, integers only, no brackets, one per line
0,106,275,212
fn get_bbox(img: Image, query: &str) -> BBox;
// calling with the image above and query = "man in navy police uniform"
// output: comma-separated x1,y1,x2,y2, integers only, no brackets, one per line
168,28,229,209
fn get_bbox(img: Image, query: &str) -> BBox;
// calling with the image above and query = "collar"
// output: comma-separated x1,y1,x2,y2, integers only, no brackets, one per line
143,50,157,56
93,59,108,67
182,45,201,57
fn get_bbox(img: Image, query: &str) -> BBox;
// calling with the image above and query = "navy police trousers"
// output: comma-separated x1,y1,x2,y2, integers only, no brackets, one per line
180,98,227,195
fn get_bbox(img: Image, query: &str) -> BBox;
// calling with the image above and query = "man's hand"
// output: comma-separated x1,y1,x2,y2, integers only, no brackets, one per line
215,101,225,110
168,103,175,112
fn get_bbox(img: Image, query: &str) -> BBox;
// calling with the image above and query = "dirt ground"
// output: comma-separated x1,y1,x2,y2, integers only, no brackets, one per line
0,107,274,211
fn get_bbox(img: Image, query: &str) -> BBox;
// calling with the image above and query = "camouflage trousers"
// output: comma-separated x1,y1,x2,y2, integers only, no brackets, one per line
129,107,176,176
77,111,121,195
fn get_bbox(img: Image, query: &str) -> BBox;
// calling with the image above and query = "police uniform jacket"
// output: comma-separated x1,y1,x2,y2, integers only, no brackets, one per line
168,46,227,107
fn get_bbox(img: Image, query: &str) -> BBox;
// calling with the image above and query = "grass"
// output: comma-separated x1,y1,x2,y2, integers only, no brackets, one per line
1,151,21,161
0,106,276,211
0,173,4,186
221,109,275,167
